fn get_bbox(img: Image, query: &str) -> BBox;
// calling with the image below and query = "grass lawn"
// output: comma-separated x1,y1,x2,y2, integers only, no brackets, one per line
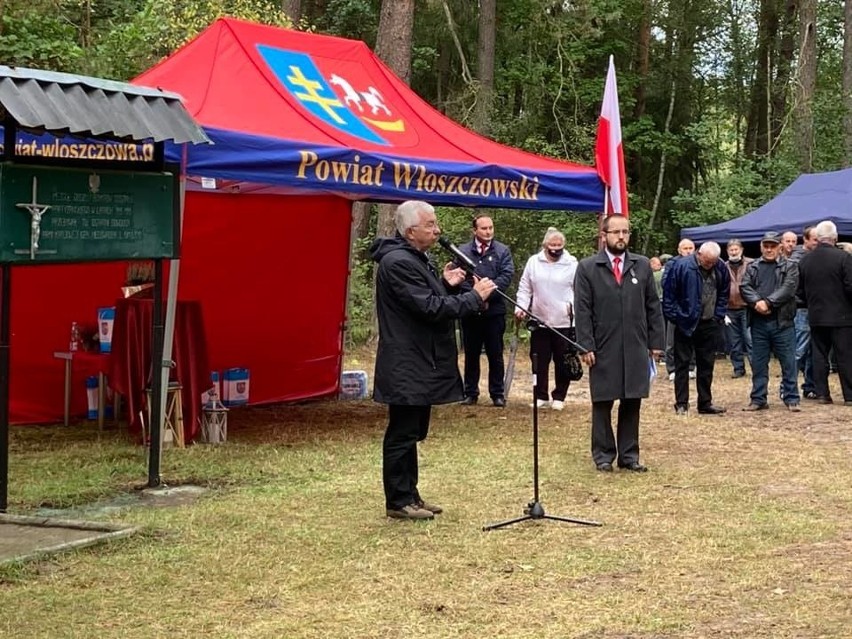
0,352,850,638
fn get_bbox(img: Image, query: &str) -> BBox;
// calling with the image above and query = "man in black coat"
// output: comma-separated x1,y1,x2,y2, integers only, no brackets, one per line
797,220,852,403
457,215,515,407
370,200,497,520
574,214,665,473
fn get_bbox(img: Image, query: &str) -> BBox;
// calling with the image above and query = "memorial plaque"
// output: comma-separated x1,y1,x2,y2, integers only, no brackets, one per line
0,163,177,263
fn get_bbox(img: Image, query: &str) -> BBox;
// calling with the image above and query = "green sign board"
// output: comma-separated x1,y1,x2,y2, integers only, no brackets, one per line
0,163,177,263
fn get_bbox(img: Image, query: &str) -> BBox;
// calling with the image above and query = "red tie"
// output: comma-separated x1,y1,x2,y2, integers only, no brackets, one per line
480,242,488,255
613,256,622,285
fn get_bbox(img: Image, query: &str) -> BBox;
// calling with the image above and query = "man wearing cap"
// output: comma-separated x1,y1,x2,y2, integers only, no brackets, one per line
740,231,800,411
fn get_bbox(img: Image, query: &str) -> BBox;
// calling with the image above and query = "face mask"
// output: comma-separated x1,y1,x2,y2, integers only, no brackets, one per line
547,248,564,259
729,255,741,263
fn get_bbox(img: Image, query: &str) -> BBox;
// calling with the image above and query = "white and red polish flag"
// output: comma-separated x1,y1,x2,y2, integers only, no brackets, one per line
595,55,628,217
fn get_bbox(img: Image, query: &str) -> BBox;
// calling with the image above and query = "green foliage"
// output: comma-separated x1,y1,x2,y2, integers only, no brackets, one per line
0,14,82,71
670,156,800,232
344,236,377,346
313,0,379,41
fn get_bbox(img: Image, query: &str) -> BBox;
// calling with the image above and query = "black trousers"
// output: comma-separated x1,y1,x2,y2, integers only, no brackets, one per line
461,314,506,399
383,404,431,509
530,327,574,402
811,326,852,401
591,398,641,466
674,319,720,410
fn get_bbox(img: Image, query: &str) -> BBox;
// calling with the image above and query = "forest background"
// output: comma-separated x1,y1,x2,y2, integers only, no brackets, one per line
1,0,848,341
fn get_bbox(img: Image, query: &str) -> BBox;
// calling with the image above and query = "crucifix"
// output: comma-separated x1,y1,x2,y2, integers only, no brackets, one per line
16,177,51,260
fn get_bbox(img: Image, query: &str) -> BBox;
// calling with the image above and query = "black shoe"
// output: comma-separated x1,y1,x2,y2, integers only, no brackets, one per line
817,396,834,405
674,404,688,415
742,403,768,411
803,391,818,400
460,396,478,405
731,371,746,379
698,405,726,415
619,461,648,472
492,397,506,408
596,462,613,472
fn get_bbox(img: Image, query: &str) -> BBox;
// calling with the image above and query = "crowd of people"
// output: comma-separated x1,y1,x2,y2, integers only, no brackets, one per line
371,200,851,520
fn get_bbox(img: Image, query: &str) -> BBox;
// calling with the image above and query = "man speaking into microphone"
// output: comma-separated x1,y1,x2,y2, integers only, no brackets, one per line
370,200,497,521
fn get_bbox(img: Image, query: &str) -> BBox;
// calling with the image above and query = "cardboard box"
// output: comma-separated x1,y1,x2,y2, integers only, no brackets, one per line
222,368,250,406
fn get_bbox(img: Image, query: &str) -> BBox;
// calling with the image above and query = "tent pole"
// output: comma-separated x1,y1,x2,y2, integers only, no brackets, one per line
0,266,11,511
147,259,165,487
338,201,358,393
156,161,185,458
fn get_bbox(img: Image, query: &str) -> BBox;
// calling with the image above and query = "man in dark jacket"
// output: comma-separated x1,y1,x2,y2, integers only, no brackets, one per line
574,214,665,473
457,215,515,407
370,200,497,521
662,241,730,415
725,239,752,378
797,220,852,404
740,231,800,411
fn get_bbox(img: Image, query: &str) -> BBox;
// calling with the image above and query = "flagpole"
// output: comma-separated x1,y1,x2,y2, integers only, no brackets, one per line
598,188,610,251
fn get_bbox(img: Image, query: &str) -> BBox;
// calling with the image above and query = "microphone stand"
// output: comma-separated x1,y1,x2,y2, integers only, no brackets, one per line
482,351,601,531
436,238,601,531
437,237,586,353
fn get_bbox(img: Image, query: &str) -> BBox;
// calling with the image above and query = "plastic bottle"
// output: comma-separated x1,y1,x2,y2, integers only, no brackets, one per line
70,322,79,352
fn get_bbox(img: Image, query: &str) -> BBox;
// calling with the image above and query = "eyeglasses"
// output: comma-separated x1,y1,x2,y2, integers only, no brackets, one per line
412,221,438,230
605,230,631,236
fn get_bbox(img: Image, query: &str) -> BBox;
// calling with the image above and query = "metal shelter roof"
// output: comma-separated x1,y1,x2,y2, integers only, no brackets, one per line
0,66,210,145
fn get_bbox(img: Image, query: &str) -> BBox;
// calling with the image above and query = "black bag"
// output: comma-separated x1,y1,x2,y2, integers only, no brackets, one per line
565,352,584,381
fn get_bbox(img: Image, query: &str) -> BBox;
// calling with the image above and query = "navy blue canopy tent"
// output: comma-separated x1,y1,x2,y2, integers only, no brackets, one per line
683,168,852,242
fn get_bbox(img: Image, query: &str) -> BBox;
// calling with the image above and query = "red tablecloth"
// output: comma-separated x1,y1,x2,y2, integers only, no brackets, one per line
71,350,112,375
108,298,209,444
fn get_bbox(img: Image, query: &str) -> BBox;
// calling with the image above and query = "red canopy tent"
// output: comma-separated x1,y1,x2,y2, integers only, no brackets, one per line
10,18,603,425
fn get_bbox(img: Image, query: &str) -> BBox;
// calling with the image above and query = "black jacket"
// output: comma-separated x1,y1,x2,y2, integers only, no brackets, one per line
574,251,664,402
455,239,515,316
370,235,484,405
740,256,798,328
798,243,852,327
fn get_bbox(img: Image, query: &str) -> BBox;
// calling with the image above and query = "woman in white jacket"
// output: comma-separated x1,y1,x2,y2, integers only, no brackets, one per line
515,227,578,410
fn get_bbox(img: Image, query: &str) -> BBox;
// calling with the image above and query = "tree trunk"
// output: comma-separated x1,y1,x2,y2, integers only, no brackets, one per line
371,0,415,340
728,0,747,161
375,0,415,84
745,0,780,158
629,0,651,181
281,0,302,24
633,0,651,122
771,0,799,154
643,78,677,256
844,0,852,166
351,201,371,242
473,0,496,135
795,0,816,171
374,0,415,240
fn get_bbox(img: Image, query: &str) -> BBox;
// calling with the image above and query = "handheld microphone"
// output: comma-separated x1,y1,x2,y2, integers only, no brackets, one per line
437,236,477,273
